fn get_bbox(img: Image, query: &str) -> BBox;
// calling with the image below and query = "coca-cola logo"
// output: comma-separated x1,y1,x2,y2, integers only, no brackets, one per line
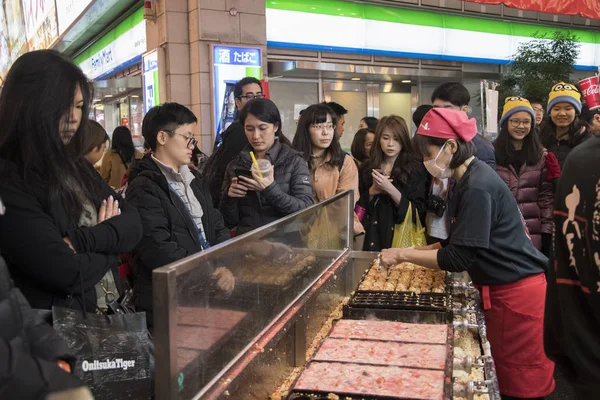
582,84,599,97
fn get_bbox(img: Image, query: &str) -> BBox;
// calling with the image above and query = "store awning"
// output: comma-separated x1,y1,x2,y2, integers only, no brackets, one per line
52,0,140,58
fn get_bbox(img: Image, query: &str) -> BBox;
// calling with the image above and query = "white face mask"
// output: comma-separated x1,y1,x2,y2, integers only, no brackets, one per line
423,142,453,179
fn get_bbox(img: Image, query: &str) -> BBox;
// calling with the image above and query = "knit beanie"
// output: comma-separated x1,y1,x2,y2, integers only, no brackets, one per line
416,108,477,142
499,97,535,127
547,82,582,113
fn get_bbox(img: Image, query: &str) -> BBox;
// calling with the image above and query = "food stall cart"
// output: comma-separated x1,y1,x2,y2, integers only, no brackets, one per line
152,191,500,400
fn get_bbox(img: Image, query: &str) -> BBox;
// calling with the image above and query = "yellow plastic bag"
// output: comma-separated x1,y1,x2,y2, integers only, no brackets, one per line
306,207,342,249
391,204,427,248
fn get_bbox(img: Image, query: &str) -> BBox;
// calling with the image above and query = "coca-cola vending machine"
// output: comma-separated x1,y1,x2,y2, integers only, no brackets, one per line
579,75,600,110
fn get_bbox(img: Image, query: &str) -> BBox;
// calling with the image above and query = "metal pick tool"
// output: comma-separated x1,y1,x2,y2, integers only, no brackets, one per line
376,253,390,278
376,253,382,271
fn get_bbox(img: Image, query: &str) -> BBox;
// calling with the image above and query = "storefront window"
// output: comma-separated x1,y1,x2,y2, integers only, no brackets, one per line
129,94,143,139
119,99,130,129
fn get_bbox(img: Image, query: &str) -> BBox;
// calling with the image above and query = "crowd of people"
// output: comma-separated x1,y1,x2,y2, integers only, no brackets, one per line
0,49,599,399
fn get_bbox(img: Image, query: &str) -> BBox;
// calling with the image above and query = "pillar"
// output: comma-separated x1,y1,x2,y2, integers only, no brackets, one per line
146,0,267,154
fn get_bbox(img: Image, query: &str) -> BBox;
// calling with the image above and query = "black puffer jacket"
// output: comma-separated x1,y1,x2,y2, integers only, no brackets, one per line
543,129,590,168
0,252,85,398
0,159,142,312
127,155,230,324
220,141,314,235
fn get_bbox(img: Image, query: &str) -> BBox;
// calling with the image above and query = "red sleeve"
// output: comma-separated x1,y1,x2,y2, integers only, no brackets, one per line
545,152,561,180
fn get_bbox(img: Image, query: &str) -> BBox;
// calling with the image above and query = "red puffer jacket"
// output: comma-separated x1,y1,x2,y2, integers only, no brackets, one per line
495,151,556,250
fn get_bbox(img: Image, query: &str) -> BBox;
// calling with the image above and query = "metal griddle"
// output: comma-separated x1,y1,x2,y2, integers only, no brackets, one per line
344,265,453,323
286,319,455,400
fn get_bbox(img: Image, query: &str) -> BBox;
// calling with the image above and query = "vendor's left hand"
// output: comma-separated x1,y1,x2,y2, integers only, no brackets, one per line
239,168,274,192
372,169,395,195
212,267,235,296
381,247,411,267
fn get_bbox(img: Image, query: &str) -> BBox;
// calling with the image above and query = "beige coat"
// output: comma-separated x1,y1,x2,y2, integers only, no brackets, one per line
311,154,365,236
100,149,143,189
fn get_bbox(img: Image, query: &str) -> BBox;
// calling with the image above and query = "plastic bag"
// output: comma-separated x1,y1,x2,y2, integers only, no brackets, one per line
391,204,427,248
306,207,342,249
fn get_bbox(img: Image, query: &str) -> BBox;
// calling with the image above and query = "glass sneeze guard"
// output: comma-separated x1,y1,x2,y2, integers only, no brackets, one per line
153,191,354,399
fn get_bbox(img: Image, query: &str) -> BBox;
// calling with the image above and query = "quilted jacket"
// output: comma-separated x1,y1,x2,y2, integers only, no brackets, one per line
495,151,556,250
220,140,314,235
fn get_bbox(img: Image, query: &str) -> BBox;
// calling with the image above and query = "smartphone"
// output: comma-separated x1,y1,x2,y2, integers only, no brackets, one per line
234,168,253,179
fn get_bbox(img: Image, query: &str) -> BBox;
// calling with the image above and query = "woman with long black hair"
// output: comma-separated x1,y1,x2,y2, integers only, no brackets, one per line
220,98,313,235
357,115,428,251
539,82,590,168
494,97,559,256
0,50,142,312
101,126,142,188
292,103,364,236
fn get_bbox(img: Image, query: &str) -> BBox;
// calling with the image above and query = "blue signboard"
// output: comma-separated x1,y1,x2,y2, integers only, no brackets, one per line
212,45,262,149
213,46,260,67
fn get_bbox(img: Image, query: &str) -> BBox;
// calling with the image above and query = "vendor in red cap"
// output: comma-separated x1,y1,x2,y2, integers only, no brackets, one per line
381,108,555,400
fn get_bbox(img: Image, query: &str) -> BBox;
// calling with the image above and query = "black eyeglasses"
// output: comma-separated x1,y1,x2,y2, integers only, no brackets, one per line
163,130,198,147
508,119,532,128
238,93,264,101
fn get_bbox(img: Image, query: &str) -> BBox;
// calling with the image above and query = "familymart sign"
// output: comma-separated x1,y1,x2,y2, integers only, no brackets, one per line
75,7,147,80
266,0,600,70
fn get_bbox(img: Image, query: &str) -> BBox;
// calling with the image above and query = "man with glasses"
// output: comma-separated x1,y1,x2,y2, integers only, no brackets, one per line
527,96,545,132
218,77,263,149
205,77,263,208
127,102,234,328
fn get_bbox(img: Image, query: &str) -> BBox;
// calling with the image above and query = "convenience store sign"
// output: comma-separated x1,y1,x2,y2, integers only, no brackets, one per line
75,8,146,80
266,0,600,70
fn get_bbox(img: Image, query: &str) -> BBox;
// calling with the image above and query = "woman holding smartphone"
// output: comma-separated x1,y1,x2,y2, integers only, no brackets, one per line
357,115,428,252
220,99,313,235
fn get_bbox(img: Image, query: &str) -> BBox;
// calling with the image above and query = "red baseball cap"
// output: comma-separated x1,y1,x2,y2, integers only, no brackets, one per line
416,108,477,142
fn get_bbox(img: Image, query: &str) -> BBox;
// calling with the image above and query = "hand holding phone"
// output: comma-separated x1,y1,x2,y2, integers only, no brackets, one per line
234,168,254,179
228,177,248,198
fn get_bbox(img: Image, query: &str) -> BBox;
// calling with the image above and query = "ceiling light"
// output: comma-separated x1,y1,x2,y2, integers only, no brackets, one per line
130,95,139,98
401,80,411,83
351,77,361,81
104,94,113,98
